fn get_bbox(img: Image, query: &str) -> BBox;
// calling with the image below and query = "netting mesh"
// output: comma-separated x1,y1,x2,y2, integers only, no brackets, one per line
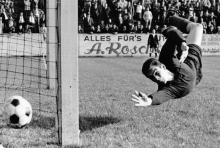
0,21,59,147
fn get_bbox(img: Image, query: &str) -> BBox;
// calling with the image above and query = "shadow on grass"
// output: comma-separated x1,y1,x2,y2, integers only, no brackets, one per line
79,116,121,132
29,113,121,132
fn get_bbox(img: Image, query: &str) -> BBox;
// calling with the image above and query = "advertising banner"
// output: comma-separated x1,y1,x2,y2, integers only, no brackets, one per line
79,34,220,57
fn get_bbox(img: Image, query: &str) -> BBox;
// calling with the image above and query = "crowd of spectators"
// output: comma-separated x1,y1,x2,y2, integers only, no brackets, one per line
0,0,46,36
78,0,220,34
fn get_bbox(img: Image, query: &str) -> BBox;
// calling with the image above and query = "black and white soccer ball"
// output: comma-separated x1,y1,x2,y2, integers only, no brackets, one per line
3,96,32,128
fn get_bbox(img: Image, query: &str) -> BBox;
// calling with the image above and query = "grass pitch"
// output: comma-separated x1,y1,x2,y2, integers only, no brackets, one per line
0,56,220,148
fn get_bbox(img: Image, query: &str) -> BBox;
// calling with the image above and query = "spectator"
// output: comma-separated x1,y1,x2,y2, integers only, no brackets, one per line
189,12,198,23
151,0,160,24
123,13,134,28
27,12,36,33
155,24,161,33
207,24,215,34
209,11,217,29
99,20,105,32
84,0,92,15
171,0,181,10
24,0,31,18
179,0,188,16
17,12,25,28
102,24,110,33
102,3,111,24
32,0,39,10
116,13,123,28
127,1,134,18
216,4,220,27
201,0,211,12
161,24,167,32
118,0,128,11
40,23,47,41
203,9,211,25
96,25,102,33
180,10,187,18
83,13,94,33
0,8,9,33
78,25,84,33
148,29,159,57
107,18,113,27
18,24,24,35
8,16,15,33
128,23,135,33
143,6,153,28
188,7,194,20
89,25,96,34
160,11,166,27
200,18,208,33
135,2,143,21
39,13,46,27
119,25,128,33
216,26,220,34
197,10,204,23
194,1,201,17
9,0,14,14
145,25,151,34
112,23,119,34
122,8,129,20
91,2,100,26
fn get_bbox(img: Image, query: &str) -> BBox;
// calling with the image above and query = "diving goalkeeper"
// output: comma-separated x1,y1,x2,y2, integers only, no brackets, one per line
132,16,203,106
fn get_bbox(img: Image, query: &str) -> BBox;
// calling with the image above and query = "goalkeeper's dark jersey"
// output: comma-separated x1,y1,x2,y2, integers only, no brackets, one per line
149,44,202,105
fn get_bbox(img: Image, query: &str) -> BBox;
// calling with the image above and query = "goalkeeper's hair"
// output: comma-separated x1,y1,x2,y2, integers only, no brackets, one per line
142,58,161,78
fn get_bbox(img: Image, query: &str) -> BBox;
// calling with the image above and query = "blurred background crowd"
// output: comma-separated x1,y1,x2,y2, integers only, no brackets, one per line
78,0,220,34
0,0,46,34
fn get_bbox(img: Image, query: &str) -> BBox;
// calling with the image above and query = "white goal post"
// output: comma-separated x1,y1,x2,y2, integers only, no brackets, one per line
47,0,79,146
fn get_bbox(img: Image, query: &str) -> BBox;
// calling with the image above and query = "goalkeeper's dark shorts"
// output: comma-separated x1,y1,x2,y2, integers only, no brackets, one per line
184,44,203,85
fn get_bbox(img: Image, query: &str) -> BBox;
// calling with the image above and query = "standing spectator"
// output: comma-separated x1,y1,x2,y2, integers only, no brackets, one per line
83,13,94,33
116,13,123,28
200,18,207,33
180,10,187,18
102,3,111,24
135,2,143,22
148,29,159,57
39,13,46,27
84,0,92,15
197,10,204,23
24,0,31,18
203,9,211,25
143,6,153,29
40,23,47,41
91,2,100,26
0,8,9,33
179,0,188,16
151,0,160,24
127,1,134,18
9,0,14,14
122,8,129,21
209,11,217,29
201,0,211,12
8,16,15,34
155,24,161,33
160,11,166,27
216,4,220,27
28,12,36,33
32,0,39,10
123,13,134,28
194,1,201,17
17,12,25,28
188,7,194,20
189,12,198,23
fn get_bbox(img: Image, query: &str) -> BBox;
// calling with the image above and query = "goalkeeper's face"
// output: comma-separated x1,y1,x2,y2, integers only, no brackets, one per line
148,64,174,84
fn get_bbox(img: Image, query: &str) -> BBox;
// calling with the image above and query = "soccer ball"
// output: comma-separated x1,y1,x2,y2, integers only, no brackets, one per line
3,95,32,128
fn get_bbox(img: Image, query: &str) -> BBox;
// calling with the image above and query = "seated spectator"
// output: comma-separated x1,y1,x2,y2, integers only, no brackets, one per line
107,18,113,27
17,24,24,35
99,20,105,32
155,24,161,33
119,25,128,33
112,24,118,34
8,16,15,34
128,23,135,33
108,23,114,33
145,25,151,34
102,25,110,33
217,26,220,34
89,25,96,34
96,25,101,33
40,23,47,41
207,24,215,34
78,25,84,33
123,13,134,28
138,24,145,33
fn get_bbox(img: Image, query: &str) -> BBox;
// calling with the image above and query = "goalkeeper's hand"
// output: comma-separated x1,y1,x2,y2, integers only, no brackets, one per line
131,91,152,107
